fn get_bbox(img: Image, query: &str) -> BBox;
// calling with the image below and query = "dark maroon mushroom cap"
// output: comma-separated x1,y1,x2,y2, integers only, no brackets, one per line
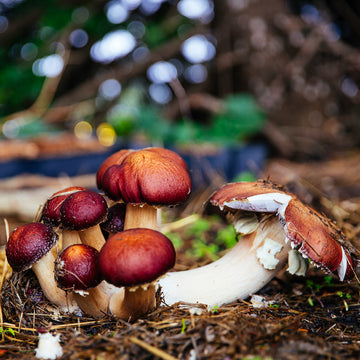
100,203,126,234
6,222,58,272
41,186,87,227
60,190,108,231
100,148,192,205
98,228,176,287
55,244,101,291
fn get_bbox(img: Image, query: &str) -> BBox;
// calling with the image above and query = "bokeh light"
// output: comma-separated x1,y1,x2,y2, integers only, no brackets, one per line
147,61,178,83
90,30,136,63
74,121,93,140
96,123,117,146
32,54,64,77
181,35,216,63
99,78,122,100
69,29,89,48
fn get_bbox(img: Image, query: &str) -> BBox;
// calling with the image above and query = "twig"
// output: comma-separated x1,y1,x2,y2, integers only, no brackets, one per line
129,336,178,360
0,219,10,341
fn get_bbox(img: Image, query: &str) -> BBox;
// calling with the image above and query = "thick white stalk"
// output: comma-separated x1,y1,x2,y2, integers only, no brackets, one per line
158,216,291,308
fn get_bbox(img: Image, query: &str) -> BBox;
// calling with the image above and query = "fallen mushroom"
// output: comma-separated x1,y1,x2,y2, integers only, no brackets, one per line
55,244,110,318
6,222,78,312
158,180,358,308
98,228,176,321
96,147,192,231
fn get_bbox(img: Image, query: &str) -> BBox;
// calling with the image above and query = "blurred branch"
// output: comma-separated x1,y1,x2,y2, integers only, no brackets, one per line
54,29,202,106
2,44,71,122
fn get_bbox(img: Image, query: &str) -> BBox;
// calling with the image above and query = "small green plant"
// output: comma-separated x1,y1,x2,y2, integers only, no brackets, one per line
181,318,186,334
215,225,237,249
210,304,219,313
0,327,17,337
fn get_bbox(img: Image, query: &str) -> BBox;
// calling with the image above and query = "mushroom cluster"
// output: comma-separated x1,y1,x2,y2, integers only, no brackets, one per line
5,148,359,321
5,147,189,320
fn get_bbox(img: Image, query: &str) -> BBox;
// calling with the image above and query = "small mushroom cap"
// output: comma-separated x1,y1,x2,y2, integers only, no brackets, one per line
100,203,126,234
41,186,87,227
99,147,192,205
98,228,176,287
6,222,58,272
60,190,108,231
55,244,101,291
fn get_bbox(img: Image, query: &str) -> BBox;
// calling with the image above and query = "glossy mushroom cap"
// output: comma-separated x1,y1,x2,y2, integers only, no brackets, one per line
6,222,58,272
97,147,192,206
41,186,87,227
99,228,176,287
60,190,108,231
55,244,101,291
100,203,126,234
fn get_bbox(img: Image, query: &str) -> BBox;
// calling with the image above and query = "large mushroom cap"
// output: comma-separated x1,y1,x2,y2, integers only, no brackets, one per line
99,228,176,287
60,190,108,231
41,186,87,227
97,147,192,205
55,244,101,291
6,222,58,272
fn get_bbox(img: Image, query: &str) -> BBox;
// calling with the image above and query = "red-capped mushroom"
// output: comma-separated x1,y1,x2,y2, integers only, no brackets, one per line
55,244,110,317
41,186,87,248
96,147,192,231
6,222,78,312
100,203,126,237
158,180,358,308
60,189,108,251
98,228,176,321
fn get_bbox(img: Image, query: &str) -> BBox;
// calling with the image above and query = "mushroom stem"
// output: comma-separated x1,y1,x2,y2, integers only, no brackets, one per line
158,216,291,308
73,286,110,318
124,204,160,231
32,251,78,312
79,226,106,252
61,229,81,250
109,284,156,321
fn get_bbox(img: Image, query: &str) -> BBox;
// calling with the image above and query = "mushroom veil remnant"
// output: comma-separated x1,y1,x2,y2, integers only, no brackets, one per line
158,180,358,308
96,147,192,231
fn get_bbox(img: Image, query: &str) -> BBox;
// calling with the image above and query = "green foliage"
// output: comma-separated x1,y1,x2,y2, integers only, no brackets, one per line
112,92,265,146
0,327,17,336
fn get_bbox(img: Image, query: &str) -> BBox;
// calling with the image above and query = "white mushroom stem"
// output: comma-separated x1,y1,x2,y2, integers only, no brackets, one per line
32,251,78,312
109,283,156,321
79,225,106,252
158,216,291,308
124,204,160,231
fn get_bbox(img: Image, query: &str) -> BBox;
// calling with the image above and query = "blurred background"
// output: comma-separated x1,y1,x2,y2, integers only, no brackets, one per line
0,0,360,240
